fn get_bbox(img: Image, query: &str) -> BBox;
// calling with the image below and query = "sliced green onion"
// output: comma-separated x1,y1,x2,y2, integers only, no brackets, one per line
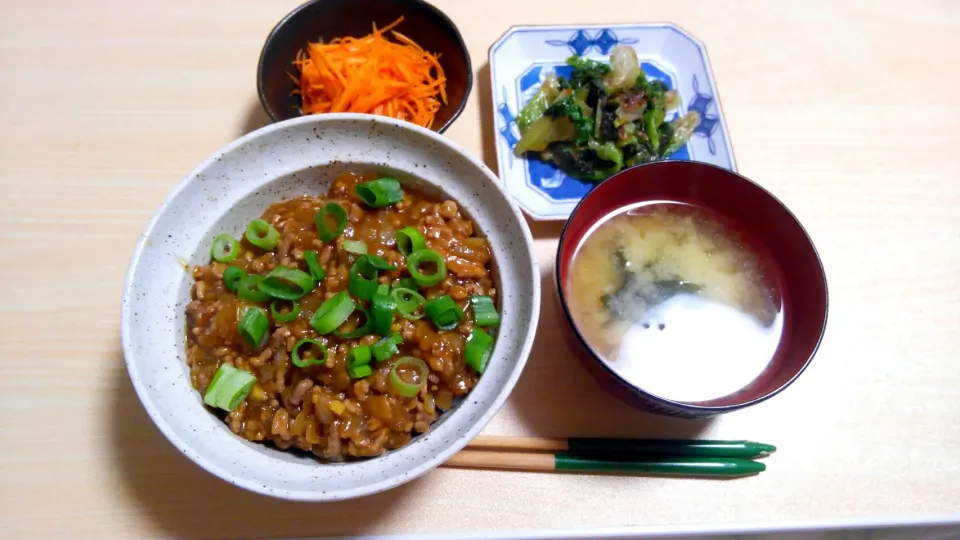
406,249,447,288
203,364,229,407
304,250,326,281
344,240,367,255
364,254,395,270
465,328,494,374
356,178,404,208
222,371,256,410
388,356,429,397
237,274,270,303
348,345,372,367
257,266,316,300
291,338,327,368
334,306,373,338
348,363,373,379
314,203,347,243
223,266,245,292
376,283,391,296
469,295,500,327
238,307,269,348
211,233,239,263
425,295,464,331
245,219,280,251
347,346,373,378
348,255,380,301
395,226,426,256
270,299,300,323
309,291,356,335
372,333,403,362
204,363,256,411
391,287,427,320
371,291,397,335
395,277,419,292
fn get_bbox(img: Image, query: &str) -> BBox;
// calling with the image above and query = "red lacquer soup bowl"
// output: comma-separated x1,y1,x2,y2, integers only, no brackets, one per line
556,161,828,418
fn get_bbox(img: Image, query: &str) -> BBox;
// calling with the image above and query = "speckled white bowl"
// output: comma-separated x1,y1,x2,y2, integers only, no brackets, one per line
120,114,540,501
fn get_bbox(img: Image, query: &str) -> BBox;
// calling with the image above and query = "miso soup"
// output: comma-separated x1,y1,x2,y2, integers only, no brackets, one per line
566,202,784,403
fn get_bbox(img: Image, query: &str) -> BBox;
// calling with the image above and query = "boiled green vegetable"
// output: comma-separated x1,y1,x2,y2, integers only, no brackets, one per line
513,45,700,183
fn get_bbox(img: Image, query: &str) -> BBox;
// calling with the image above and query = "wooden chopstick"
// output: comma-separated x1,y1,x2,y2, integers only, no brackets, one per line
445,450,555,472
439,436,776,477
466,435,569,452
442,449,766,477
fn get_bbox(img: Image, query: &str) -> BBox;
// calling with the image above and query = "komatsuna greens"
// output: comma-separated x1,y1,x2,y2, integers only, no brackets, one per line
513,46,701,182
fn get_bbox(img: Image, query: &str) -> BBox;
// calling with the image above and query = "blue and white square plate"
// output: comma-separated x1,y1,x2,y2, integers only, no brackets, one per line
489,24,737,220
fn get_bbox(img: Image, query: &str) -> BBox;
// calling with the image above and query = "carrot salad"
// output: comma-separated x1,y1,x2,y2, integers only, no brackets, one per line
292,17,447,129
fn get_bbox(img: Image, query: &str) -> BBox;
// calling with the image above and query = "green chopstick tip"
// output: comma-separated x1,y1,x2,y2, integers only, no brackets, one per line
753,442,777,455
725,459,766,476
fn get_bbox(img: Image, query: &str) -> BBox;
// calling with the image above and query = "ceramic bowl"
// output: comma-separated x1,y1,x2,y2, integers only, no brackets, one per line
121,114,539,500
257,0,472,132
556,161,827,418
490,23,736,220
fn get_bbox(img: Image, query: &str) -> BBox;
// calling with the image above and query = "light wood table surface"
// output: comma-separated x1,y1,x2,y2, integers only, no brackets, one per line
1,0,958,538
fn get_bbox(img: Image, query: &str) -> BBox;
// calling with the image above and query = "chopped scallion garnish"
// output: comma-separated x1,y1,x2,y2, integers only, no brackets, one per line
309,291,356,335
344,240,367,255
391,287,426,320
394,277,419,292
211,233,239,263
395,226,426,256
348,363,373,379
238,307,269,348
356,178,404,208
388,356,428,397
334,306,373,338
348,255,380,300
464,328,494,374
364,254,395,270
348,345,372,367
425,294,464,331
314,203,347,243
372,332,402,362
291,338,327,368
203,363,257,411
469,295,500,327
303,250,326,281
237,274,271,303
222,266,245,293
371,291,397,335
257,266,316,300
347,345,373,379
270,299,300,323
406,248,447,288
245,219,280,251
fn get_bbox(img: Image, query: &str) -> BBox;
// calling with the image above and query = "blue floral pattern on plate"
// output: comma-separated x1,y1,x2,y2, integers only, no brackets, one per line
546,29,639,56
489,24,736,220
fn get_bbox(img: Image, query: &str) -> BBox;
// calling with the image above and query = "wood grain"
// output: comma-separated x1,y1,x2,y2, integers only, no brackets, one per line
445,451,557,472
1,0,958,538
466,435,570,452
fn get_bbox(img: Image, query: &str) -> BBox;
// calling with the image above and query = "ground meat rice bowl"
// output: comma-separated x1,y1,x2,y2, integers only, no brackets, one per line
185,172,499,461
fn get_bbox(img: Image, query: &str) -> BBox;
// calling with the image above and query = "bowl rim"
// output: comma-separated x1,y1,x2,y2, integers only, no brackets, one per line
120,113,539,500
255,0,473,132
554,160,829,413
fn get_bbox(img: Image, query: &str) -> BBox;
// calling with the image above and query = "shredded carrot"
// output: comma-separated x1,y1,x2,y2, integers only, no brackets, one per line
291,17,447,129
